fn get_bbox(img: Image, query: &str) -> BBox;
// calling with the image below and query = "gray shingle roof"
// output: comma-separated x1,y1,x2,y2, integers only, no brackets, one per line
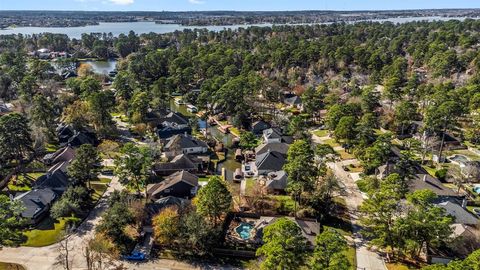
147,170,198,198
408,174,460,198
153,154,197,173
165,134,208,150
15,188,57,219
263,128,283,140
437,201,479,225
255,151,286,173
256,142,289,156
161,112,188,126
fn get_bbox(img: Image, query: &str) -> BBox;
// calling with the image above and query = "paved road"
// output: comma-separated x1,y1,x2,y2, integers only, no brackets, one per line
327,161,387,270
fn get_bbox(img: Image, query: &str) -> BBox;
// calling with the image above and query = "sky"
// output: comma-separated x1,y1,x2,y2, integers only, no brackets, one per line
1,0,480,12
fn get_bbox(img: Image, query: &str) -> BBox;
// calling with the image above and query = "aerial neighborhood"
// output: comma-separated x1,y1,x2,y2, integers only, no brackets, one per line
1,6,480,270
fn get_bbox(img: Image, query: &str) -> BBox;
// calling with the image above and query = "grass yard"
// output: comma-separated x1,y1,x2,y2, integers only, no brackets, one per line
90,182,109,202
45,143,59,153
245,178,257,195
337,149,355,160
323,138,341,148
387,263,411,270
229,127,241,137
312,129,329,137
421,165,437,177
23,217,79,247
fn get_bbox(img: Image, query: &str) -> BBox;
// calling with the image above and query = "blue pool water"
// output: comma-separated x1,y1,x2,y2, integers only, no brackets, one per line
474,186,480,194
235,223,254,240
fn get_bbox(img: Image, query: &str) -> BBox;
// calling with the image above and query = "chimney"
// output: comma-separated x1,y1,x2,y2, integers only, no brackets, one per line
423,175,427,182
462,198,467,209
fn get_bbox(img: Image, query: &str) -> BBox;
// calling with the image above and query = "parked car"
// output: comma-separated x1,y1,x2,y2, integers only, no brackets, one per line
124,252,145,261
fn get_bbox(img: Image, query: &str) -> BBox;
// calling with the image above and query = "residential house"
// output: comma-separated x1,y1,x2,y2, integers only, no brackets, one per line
43,146,76,166
284,94,303,110
251,120,271,135
159,112,189,130
164,134,208,158
262,128,293,144
153,154,200,176
436,201,479,226
14,162,69,224
34,163,69,194
57,124,97,147
409,174,463,200
255,142,289,156
260,170,288,194
15,188,58,225
253,151,286,176
147,170,199,200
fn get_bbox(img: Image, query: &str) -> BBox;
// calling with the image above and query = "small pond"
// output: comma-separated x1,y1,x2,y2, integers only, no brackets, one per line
449,154,470,165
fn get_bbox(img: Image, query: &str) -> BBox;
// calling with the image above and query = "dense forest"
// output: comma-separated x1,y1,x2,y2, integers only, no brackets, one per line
1,18,480,170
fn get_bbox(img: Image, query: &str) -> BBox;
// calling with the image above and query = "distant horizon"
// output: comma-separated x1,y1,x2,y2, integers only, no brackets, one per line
2,0,480,12
2,8,480,12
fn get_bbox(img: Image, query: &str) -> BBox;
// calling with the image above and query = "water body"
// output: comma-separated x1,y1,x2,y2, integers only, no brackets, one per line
1,17,475,38
0,22,272,39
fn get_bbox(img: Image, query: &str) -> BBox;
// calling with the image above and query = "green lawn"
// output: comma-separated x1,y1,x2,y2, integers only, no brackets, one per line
198,176,212,182
323,138,341,148
91,182,109,202
312,129,329,137
337,149,355,160
230,127,241,137
23,217,79,247
421,165,437,177
387,263,411,270
45,143,59,153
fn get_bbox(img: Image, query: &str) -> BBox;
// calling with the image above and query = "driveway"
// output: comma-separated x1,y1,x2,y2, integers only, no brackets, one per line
327,161,387,270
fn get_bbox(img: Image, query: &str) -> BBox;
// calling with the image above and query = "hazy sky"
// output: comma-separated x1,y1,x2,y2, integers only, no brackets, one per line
1,0,480,11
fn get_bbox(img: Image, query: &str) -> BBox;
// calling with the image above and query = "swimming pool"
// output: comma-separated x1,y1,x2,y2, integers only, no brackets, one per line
474,186,480,194
235,223,254,240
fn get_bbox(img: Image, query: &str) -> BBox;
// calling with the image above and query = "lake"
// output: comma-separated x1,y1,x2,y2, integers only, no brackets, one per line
0,17,475,39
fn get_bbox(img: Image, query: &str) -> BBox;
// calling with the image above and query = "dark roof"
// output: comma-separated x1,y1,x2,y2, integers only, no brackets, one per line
43,146,76,165
251,120,271,134
15,188,57,219
160,112,188,126
284,95,302,105
409,174,460,198
255,142,289,156
165,134,208,150
157,127,192,139
153,154,197,173
263,128,283,140
255,151,286,173
147,171,198,198
265,170,288,191
437,201,479,225
34,163,69,194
